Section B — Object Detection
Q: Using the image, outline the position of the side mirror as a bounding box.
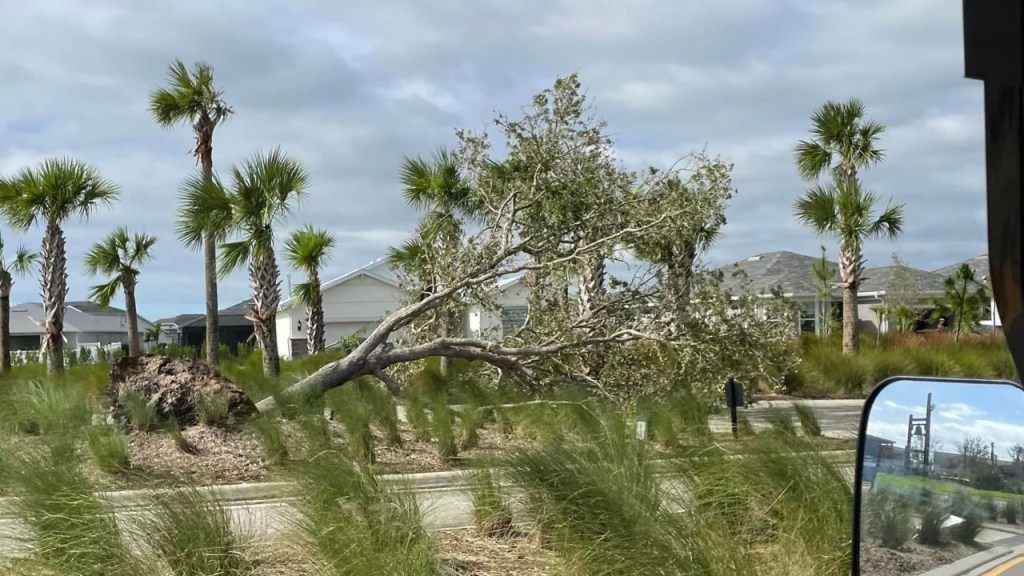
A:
[854,376,1024,575]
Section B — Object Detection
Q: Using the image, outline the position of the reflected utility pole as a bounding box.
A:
[904,393,934,476]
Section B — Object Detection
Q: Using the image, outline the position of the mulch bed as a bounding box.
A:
[860,540,987,576]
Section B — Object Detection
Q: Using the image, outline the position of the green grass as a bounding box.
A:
[790,332,1018,398]
[876,472,1024,503]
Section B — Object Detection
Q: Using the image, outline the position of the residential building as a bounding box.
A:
[155,299,256,352]
[8,300,155,352]
[931,255,999,329]
[716,251,946,335]
[276,259,530,360]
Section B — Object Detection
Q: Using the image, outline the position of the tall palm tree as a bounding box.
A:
[794,181,903,355]
[388,148,475,378]
[181,148,308,377]
[150,58,233,366]
[83,227,158,357]
[0,235,38,374]
[284,225,336,355]
[794,99,900,356]
[794,99,885,185]
[0,158,119,374]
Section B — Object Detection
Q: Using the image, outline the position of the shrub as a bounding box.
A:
[953,507,984,544]
[794,403,821,437]
[916,503,946,546]
[121,391,158,432]
[458,401,485,451]
[8,380,92,435]
[250,415,288,465]
[85,425,132,473]
[140,486,256,576]
[950,491,974,517]
[864,489,913,549]
[165,421,197,455]
[469,469,515,538]
[431,393,459,460]
[196,392,230,427]
[765,409,796,436]
[1006,500,1019,524]
[984,496,999,520]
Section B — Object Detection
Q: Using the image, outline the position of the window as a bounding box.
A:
[799,301,816,333]
[500,306,528,336]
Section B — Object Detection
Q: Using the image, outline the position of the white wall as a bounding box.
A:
[469,280,530,339]
[278,273,407,359]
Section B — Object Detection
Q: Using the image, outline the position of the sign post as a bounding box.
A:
[725,377,745,439]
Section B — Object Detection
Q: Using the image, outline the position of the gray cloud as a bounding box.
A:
[0,0,989,319]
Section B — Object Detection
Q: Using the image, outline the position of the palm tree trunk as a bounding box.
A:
[200,130,220,366]
[123,276,141,357]
[250,251,282,377]
[0,273,11,375]
[307,274,325,354]
[839,246,862,356]
[40,221,67,374]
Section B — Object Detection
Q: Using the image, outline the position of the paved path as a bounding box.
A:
[0,463,856,558]
[708,399,864,439]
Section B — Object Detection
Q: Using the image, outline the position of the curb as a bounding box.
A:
[0,450,857,512]
[919,546,1014,576]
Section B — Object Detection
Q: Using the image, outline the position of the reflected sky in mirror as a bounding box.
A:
[867,379,1024,464]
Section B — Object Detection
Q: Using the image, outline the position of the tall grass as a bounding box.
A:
[792,332,1017,398]
[503,407,851,575]
[137,486,257,575]
[287,449,441,575]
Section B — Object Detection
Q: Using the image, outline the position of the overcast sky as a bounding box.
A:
[866,379,1024,463]
[0,0,985,320]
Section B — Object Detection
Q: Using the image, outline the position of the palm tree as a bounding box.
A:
[150,59,233,366]
[284,225,336,355]
[0,158,119,374]
[388,148,475,378]
[795,181,903,355]
[181,148,308,377]
[794,99,902,355]
[83,227,158,357]
[794,99,885,185]
[0,235,38,374]
[931,263,989,342]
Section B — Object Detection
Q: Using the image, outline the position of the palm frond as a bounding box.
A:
[88,277,123,308]
[129,232,158,267]
[284,225,336,271]
[148,59,234,128]
[291,281,319,307]
[793,185,839,234]
[793,140,832,181]
[866,202,904,241]
[217,241,251,280]
[11,245,39,276]
[176,171,232,251]
[84,227,128,276]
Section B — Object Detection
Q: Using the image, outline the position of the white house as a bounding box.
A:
[932,255,1001,330]
[9,300,155,352]
[463,275,530,339]
[277,259,531,360]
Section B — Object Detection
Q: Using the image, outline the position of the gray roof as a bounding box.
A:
[933,254,990,282]
[156,314,205,329]
[859,266,946,294]
[716,251,839,297]
[9,301,154,335]
[157,300,256,330]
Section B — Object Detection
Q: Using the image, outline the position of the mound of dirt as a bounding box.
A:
[107,355,257,427]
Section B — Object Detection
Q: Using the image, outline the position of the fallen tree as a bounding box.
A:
[255,74,797,412]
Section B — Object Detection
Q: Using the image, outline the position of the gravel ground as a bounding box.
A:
[860,540,987,576]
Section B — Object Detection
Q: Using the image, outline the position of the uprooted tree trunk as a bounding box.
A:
[252,229,663,414]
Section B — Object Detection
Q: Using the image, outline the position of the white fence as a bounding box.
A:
[11,342,125,365]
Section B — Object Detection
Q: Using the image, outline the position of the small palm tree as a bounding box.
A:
[389,149,475,378]
[931,263,989,342]
[0,158,119,374]
[795,181,903,355]
[284,226,336,356]
[144,324,162,351]
[181,148,308,377]
[0,235,38,374]
[84,227,158,357]
[150,58,233,366]
[794,99,902,355]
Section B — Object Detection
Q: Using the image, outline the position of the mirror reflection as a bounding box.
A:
[859,378,1024,575]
